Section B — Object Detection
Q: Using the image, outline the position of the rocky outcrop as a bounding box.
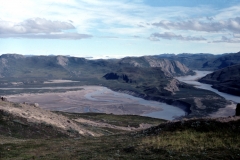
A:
[199,64,240,96]
[118,56,194,77]
[155,53,219,70]
[145,57,192,77]
[0,101,99,137]
[164,79,180,94]
[57,56,69,66]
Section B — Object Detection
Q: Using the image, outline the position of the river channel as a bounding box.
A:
[175,70,240,103]
[4,86,185,121]
[4,71,239,120]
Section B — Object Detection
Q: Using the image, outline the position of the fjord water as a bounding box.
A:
[176,70,240,103]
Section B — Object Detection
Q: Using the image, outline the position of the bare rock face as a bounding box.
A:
[57,56,69,66]
[236,104,240,116]
[33,103,39,107]
[144,57,191,77]
[118,56,194,77]
[164,79,180,94]
[0,58,8,78]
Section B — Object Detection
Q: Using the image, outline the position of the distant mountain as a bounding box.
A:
[0,54,193,79]
[202,52,240,70]
[154,52,240,71]
[0,53,193,97]
[154,53,219,70]
[0,54,230,118]
[118,56,194,77]
[199,64,240,96]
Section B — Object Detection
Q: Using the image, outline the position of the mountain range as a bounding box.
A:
[0,52,240,159]
[0,53,236,118]
[155,52,240,71]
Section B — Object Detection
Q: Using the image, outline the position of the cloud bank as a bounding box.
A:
[0,18,92,39]
[149,32,206,41]
[152,17,240,33]
[0,0,240,44]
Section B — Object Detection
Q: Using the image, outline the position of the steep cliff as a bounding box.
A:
[118,56,194,77]
[155,53,218,70]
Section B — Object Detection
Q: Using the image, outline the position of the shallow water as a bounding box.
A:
[84,87,185,120]
[176,70,240,103]
[3,86,185,120]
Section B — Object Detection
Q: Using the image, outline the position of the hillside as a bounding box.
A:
[199,64,240,96]
[155,52,240,71]
[118,56,194,77]
[0,54,231,118]
[0,100,165,138]
[202,52,240,70]
[0,54,193,79]
[155,53,218,70]
[0,101,239,159]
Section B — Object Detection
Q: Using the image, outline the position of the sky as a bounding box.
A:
[0,0,240,59]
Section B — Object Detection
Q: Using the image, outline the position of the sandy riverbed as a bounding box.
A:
[5,86,163,116]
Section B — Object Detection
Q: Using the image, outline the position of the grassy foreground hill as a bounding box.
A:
[0,101,240,159]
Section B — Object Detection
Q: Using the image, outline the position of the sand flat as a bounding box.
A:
[5,86,163,115]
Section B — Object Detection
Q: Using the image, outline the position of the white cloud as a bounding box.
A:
[0,32,92,39]
[0,1,216,34]
[216,5,240,20]
[212,36,240,43]
[0,18,92,39]
[149,32,206,41]
[152,17,240,33]
[234,33,240,38]
[0,18,74,34]
[0,0,240,43]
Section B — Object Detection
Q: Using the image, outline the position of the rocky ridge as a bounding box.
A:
[0,54,193,79]
[118,56,194,77]
[154,52,240,71]
[199,64,240,96]
[0,101,98,137]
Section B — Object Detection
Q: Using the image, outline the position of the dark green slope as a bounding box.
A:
[199,64,240,96]
[155,52,240,71]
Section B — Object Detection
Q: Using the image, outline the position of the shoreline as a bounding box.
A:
[4,77,234,120]
[5,86,185,120]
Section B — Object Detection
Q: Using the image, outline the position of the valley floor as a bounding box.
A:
[5,86,184,120]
